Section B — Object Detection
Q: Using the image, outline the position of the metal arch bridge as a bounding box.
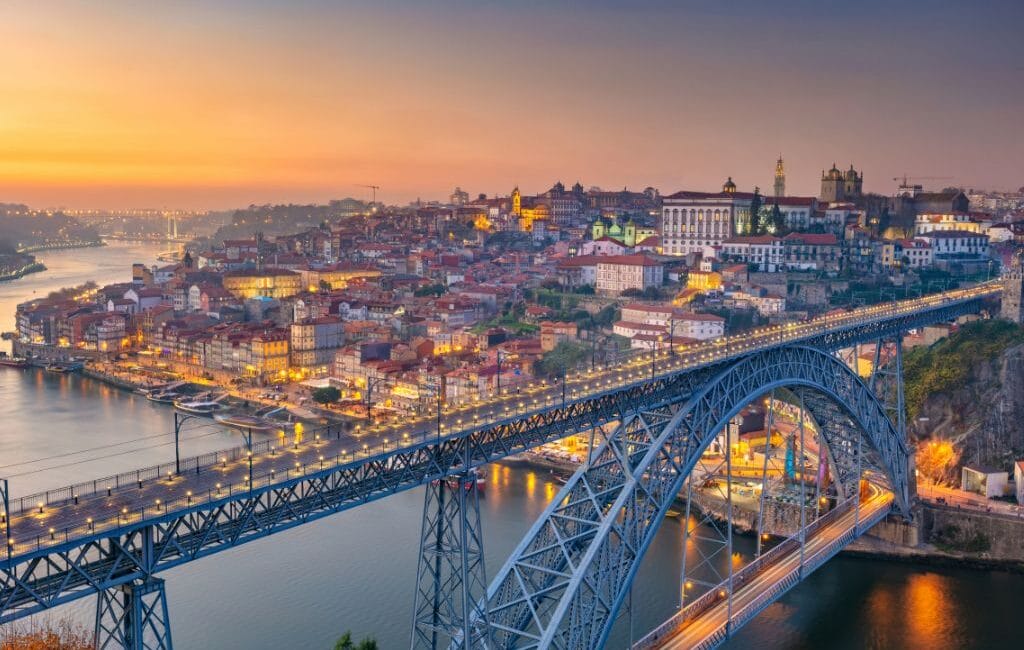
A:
[0,283,1001,649]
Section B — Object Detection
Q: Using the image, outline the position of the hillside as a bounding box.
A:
[905,319,1024,470]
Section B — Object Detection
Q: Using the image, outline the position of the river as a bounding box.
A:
[0,243,1021,649]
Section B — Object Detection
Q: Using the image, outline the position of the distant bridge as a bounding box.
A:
[0,282,1002,649]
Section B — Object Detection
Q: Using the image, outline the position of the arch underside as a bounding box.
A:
[481,345,908,650]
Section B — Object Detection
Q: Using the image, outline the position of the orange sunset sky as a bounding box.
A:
[1,1,1022,210]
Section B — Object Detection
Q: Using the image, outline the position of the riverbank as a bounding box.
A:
[0,261,46,282]
[16,240,104,254]
[842,536,1024,573]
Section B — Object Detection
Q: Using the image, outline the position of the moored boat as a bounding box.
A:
[147,391,180,404]
[213,413,281,433]
[445,467,487,493]
[174,397,228,417]
[0,356,28,369]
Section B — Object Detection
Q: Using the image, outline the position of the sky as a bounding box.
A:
[0,0,1022,210]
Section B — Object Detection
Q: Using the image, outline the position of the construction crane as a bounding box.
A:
[356,184,381,204]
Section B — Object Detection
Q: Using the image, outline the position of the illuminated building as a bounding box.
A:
[222,268,302,300]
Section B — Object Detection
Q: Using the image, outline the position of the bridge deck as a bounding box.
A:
[1,285,995,562]
[637,489,894,650]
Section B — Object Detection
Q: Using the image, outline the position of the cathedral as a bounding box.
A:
[820,164,863,202]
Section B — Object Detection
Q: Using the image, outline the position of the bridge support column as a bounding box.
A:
[411,472,490,649]
[870,336,911,506]
[95,577,172,650]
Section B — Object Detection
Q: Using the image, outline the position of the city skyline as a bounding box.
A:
[1,0,1022,210]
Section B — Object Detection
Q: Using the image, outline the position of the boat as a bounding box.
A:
[552,473,571,486]
[174,395,228,417]
[213,413,281,433]
[0,356,28,369]
[666,509,681,519]
[445,467,487,493]
[147,391,180,404]
[45,361,83,373]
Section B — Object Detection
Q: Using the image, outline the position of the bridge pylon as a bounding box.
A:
[411,471,490,649]
[95,577,172,650]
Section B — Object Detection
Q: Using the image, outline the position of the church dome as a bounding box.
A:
[826,165,843,181]
[722,177,737,193]
[845,166,859,180]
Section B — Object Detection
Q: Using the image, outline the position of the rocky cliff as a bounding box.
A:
[906,319,1024,470]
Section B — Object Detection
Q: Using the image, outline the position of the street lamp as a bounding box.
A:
[173,412,206,475]
[496,350,507,396]
[364,376,389,423]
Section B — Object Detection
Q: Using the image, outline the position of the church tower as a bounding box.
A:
[1001,253,1024,324]
[774,156,786,198]
[624,218,637,247]
[511,186,522,216]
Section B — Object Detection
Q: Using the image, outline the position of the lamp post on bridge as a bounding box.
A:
[495,350,507,396]
[364,376,389,423]
[173,412,206,475]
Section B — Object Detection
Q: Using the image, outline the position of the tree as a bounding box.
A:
[311,386,342,405]
[769,202,786,234]
[748,187,763,234]
[535,341,589,378]
[0,620,92,650]
[334,632,378,650]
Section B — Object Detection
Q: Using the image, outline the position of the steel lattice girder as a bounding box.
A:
[0,295,979,625]
[411,474,490,650]
[482,346,909,650]
[95,577,172,650]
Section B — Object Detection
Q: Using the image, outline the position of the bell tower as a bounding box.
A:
[774,156,785,198]
[511,186,522,216]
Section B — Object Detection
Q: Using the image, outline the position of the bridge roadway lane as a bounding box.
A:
[652,488,893,650]
[3,283,995,556]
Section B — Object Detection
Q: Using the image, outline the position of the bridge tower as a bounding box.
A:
[411,472,490,649]
[95,577,172,650]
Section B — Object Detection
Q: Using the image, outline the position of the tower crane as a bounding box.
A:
[356,184,381,204]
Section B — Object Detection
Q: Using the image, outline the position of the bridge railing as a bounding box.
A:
[6,438,380,555]
[3,427,344,517]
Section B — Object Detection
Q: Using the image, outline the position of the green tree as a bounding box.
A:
[769,202,786,234]
[356,640,379,650]
[748,187,763,234]
[535,341,588,378]
[312,386,342,405]
[334,632,355,650]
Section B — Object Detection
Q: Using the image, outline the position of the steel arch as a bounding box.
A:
[483,345,909,650]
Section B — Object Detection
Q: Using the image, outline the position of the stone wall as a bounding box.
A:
[920,503,1024,560]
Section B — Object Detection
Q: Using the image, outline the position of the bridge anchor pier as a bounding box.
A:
[95,577,172,650]
[411,471,490,649]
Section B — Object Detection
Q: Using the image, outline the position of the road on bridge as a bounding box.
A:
[649,487,893,650]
